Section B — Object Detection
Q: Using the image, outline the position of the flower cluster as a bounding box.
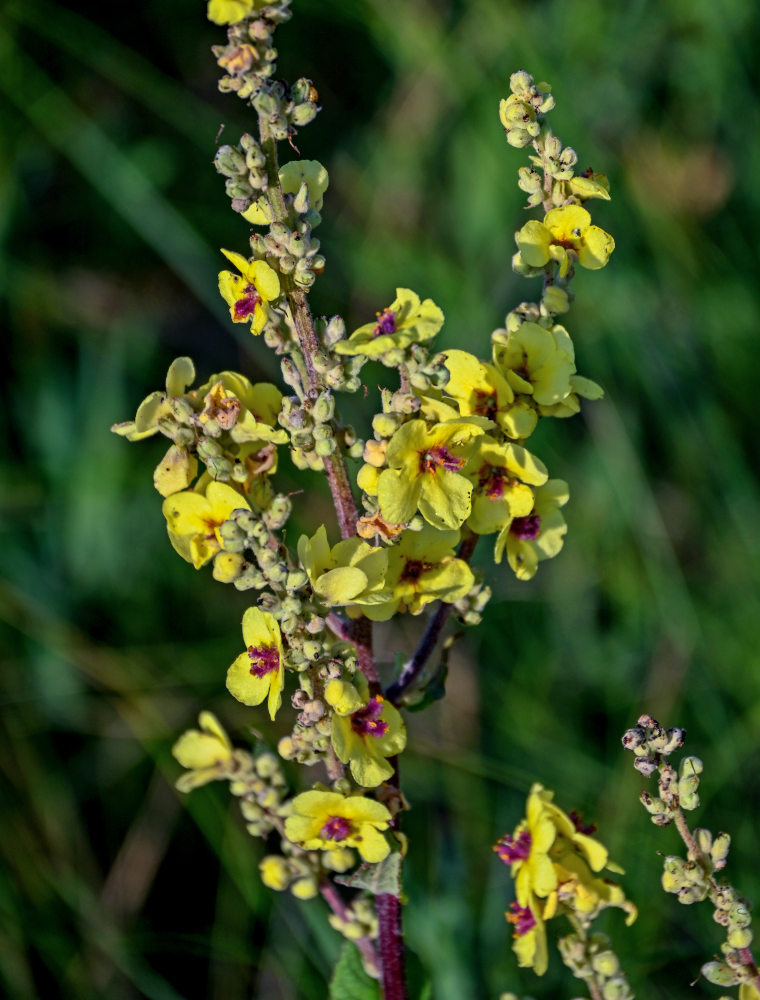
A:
[494,784,635,979]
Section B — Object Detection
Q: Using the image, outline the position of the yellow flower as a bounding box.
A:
[172,711,234,792]
[196,370,287,445]
[515,205,614,277]
[259,855,291,891]
[508,894,554,976]
[495,786,560,906]
[441,350,534,440]
[297,525,388,610]
[333,288,444,363]
[207,0,254,26]
[284,790,392,863]
[111,356,196,442]
[495,784,636,935]
[376,419,483,530]
[226,607,285,720]
[465,438,548,536]
[330,674,406,787]
[361,525,474,621]
[492,321,576,408]
[153,444,198,498]
[162,480,250,569]
[494,480,569,580]
[218,249,280,335]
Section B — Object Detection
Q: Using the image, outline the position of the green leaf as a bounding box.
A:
[329,943,381,1000]
[335,852,402,897]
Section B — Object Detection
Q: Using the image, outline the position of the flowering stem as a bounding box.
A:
[320,880,379,975]
[386,532,478,705]
[376,893,408,1000]
[565,915,604,1000]
[671,803,760,993]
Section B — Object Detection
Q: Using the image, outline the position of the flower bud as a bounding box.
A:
[312,392,335,424]
[509,70,533,94]
[711,832,731,871]
[253,753,279,780]
[240,800,263,822]
[701,961,743,987]
[621,726,646,750]
[290,876,318,900]
[633,756,657,777]
[214,144,247,177]
[260,855,291,891]
[727,926,753,949]
[592,951,619,977]
[728,901,752,928]
[602,978,631,1000]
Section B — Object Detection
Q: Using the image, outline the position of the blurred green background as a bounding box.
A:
[2,0,760,997]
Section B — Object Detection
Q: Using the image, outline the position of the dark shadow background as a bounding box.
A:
[2,0,760,997]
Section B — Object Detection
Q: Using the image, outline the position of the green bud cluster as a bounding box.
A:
[228,749,290,838]
[260,829,356,901]
[214,133,268,213]
[453,572,492,626]
[278,649,360,767]
[328,896,379,942]
[213,3,292,98]
[558,932,633,1000]
[499,71,555,149]
[250,218,325,289]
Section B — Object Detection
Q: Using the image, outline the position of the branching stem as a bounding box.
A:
[321,881,379,975]
[386,532,477,705]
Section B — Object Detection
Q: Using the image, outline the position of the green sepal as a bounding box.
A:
[336,852,402,897]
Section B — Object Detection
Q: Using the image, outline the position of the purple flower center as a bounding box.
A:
[506,902,536,937]
[473,388,498,420]
[420,445,465,474]
[320,815,353,841]
[400,558,433,584]
[479,465,510,500]
[351,697,390,739]
[510,513,541,540]
[234,284,261,320]
[373,308,397,337]
[247,644,280,678]
[494,830,532,864]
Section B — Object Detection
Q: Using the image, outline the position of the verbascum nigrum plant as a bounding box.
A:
[113,3,619,995]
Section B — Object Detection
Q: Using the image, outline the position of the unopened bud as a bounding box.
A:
[633,756,657,777]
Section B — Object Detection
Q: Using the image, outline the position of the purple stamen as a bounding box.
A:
[506,902,536,937]
[494,830,532,864]
[351,697,389,739]
[234,284,261,319]
[373,308,397,337]
[420,445,465,474]
[479,465,508,500]
[247,644,280,678]
[320,815,353,841]
[510,513,541,540]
